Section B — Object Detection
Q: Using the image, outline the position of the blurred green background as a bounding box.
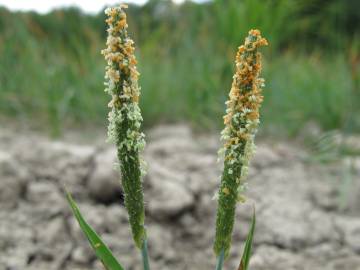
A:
[0,0,359,136]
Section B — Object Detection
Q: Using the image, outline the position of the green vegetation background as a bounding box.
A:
[0,0,359,136]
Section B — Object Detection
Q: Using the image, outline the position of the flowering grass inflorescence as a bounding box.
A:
[69,7,267,269]
[101,4,147,250]
[214,29,268,259]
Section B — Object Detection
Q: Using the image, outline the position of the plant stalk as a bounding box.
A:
[215,249,225,270]
[141,238,150,270]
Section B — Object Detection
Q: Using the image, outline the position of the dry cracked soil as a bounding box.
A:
[0,124,360,270]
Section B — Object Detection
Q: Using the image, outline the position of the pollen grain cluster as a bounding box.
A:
[101,5,144,152]
[221,29,268,173]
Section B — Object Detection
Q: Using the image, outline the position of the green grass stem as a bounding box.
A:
[215,249,225,270]
[141,238,151,270]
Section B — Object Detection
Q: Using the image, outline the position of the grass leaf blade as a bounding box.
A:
[238,209,256,270]
[66,192,125,270]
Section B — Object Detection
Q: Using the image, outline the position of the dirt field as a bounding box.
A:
[1,125,359,270]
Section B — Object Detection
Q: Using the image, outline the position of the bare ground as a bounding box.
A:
[0,125,360,270]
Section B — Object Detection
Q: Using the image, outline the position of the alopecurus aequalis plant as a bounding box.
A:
[214,29,268,259]
[101,4,147,250]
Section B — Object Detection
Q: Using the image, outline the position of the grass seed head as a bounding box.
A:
[102,5,146,249]
[214,29,267,258]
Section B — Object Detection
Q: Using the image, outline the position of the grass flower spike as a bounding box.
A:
[101,5,147,250]
[70,12,266,270]
[214,29,268,259]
